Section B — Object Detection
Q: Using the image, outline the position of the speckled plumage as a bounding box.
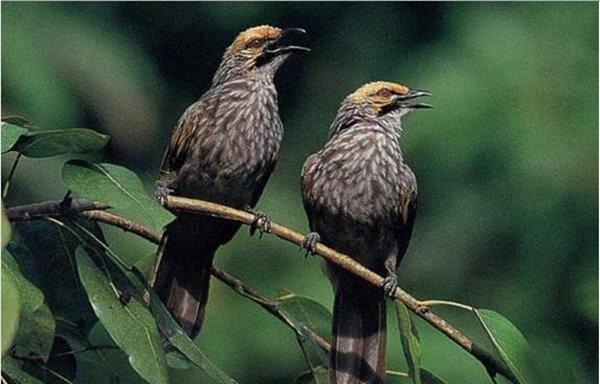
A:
[301,82,427,384]
[151,25,306,338]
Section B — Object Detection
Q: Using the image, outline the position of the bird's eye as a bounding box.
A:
[376,89,392,98]
[247,38,265,49]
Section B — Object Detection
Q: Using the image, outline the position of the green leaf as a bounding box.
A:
[395,302,422,384]
[276,291,332,341]
[295,366,329,384]
[165,350,192,370]
[386,368,447,384]
[1,356,45,384]
[11,221,98,334]
[474,309,534,384]
[62,160,174,234]
[12,128,109,158]
[276,291,332,370]
[2,250,56,361]
[148,289,238,384]
[2,203,11,248]
[1,122,28,153]
[76,247,168,384]
[1,266,21,356]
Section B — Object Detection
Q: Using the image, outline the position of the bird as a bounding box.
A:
[300,81,431,383]
[149,25,309,338]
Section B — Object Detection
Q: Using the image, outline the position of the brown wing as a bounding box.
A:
[300,153,321,228]
[396,165,418,261]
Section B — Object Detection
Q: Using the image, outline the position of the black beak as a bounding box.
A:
[395,90,432,109]
[265,27,311,56]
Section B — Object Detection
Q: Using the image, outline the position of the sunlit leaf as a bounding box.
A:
[2,249,56,361]
[62,160,173,233]
[395,301,422,384]
[148,289,238,384]
[475,309,534,384]
[1,121,28,153]
[76,247,168,384]
[12,128,109,158]
[1,266,20,356]
[1,203,11,248]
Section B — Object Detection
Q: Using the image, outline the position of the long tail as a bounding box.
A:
[331,275,386,384]
[150,220,217,338]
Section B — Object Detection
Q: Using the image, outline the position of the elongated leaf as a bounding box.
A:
[62,160,173,233]
[12,128,109,157]
[276,291,332,370]
[1,356,45,384]
[296,366,329,384]
[148,289,238,384]
[1,203,10,248]
[386,369,447,384]
[395,302,422,384]
[76,248,168,384]
[1,267,20,356]
[11,221,97,333]
[1,122,28,153]
[474,309,534,384]
[277,291,332,341]
[3,250,56,361]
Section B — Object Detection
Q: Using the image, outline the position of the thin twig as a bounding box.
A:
[5,198,109,220]
[6,196,515,382]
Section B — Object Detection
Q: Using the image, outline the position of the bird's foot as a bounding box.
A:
[246,206,271,238]
[299,232,320,257]
[155,180,174,205]
[381,273,399,298]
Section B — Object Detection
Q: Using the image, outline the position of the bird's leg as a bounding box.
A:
[299,232,320,258]
[155,180,174,205]
[244,205,271,238]
[382,256,399,298]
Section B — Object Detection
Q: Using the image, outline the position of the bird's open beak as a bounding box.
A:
[394,90,432,109]
[265,28,311,56]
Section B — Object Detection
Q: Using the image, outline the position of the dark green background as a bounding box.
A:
[2,2,598,383]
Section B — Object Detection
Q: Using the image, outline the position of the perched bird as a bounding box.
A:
[301,82,431,383]
[150,25,309,338]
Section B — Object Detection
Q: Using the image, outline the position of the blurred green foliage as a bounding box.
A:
[1,2,597,383]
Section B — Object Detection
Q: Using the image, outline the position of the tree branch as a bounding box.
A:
[6,196,515,382]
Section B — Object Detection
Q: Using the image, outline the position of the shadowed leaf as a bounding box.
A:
[1,266,20,357]
[2,249,55,361]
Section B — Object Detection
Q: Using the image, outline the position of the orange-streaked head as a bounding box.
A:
[350,81,431,115]
[329,81,431,137]
[222,25,309,70]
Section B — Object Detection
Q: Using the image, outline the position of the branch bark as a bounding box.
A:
[6,196,515,383]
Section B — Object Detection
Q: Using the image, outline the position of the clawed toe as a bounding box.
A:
[382,275,399,298]
[299,232,320,257]
[415,304,430,315]
[248,209,272,238]
[155,181,174,205]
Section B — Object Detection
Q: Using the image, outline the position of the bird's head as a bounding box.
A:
[330,81,431,137]
[350,81,431,117]
[214,25,309,84]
